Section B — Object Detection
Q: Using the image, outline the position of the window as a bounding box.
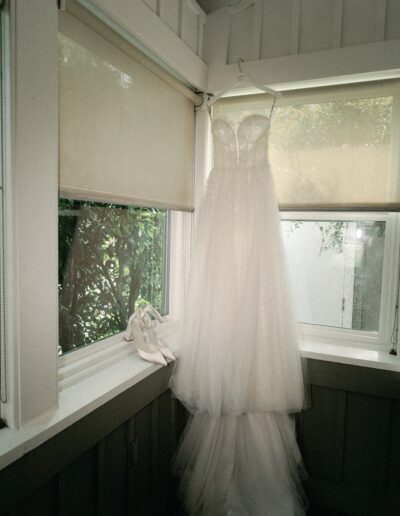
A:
[215,81,400,350]
[282,217,386,331]
[281,212,399,348]
[57,8,195,359]
[58,199,170,355]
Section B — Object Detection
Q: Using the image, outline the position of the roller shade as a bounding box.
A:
[59,10,195,211]
[214,82,400,211]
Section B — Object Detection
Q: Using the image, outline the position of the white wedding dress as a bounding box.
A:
[170,114,308,515]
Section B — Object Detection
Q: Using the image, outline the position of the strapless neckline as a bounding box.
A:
[213,114,270,139]
[212,114,271,168]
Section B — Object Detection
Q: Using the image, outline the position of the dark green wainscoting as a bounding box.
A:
[299,360,400,516]
[0,359,399,516]
[0,365,187,516]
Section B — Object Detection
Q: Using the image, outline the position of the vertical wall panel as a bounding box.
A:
[374,0,387,41]
[260,0,292,59]
[129,405,153,510]
[385,0,400,40]
[104,426,127,516]
[228,3,256,64]
[181,2,200,53]
[159,0,180,33]
[388,400,400,496]
[341,0,377,47]
[157,391,175,482]
[289,0,300,54]
[203,6,230,65]
[342,392,391,492]
[5,477,58,516]
[58,448,97,516]
[96,441,108,516]
[301,386,339,481]
[142,0,158,13]
[332,0,344,48]
[299,0,335,53]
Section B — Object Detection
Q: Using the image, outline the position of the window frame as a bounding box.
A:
[270,81,400,352]
[58,209,192,390]
[0,0,194,429]
[281,211,400,351]
[215,80,400,354]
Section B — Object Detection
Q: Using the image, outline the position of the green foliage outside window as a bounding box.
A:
[58,199,168,354]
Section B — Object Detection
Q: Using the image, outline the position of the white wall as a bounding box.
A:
[204,0,400,92]
[143,0,206,58]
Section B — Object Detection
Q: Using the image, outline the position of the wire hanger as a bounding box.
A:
[197,58,282,112]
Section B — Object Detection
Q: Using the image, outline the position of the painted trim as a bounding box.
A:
[208,39,400,93]
[74,0,208,90]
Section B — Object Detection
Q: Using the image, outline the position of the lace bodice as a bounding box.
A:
[212,114,270,169]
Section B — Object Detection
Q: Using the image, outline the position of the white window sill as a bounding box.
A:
[300,340,400,373]
[1,320,399,472]
[0,320,180,472]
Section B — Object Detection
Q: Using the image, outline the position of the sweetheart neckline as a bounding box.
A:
[213,114,270,132]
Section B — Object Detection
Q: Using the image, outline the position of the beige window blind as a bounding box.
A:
[59,9,195,211]
[214,82,400,211]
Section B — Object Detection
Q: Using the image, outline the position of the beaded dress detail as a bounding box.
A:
[170,115,307,515]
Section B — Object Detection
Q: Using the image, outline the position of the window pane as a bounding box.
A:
[58,199,169,355]
[281,219,385,331]
[269,96,393,205]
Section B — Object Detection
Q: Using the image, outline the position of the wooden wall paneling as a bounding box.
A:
[252,0,262,61]
[96,440,108,516]
[4,477,59,516]
[198,13,205,60]
[298,0,336,54]
[385,401,400,515]
[289,0,300,55]
[307,360,400,400]
[176,396,189,438]
[333,390,346,483]
[58,448,98,516]
[385,0,400,41]
[203,7,230,65]
[104,425,128,516]
[375,0,387,42]
[306,476,387,516]
[386,400,400,499]
[341,0,377,47]
[159,0,180,33]
[260,0,292,59]
[156,391,175,483]
[301,385,339,481]
[227,1,257,64]
[125,416,136,514]
[150,398,160,494]
[332,0,343,48]
[0,365,169,515]
[181,1,200,54]
[342,392,392,493]
[128,404,153,512]
[143,0,158,14]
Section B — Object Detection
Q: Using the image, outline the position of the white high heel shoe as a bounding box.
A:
[125,312,167,367]
[141,304,176,362]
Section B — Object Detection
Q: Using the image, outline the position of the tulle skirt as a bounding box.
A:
[170,162,306,416]
[174,412,308,516]
[169,158,308,515]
